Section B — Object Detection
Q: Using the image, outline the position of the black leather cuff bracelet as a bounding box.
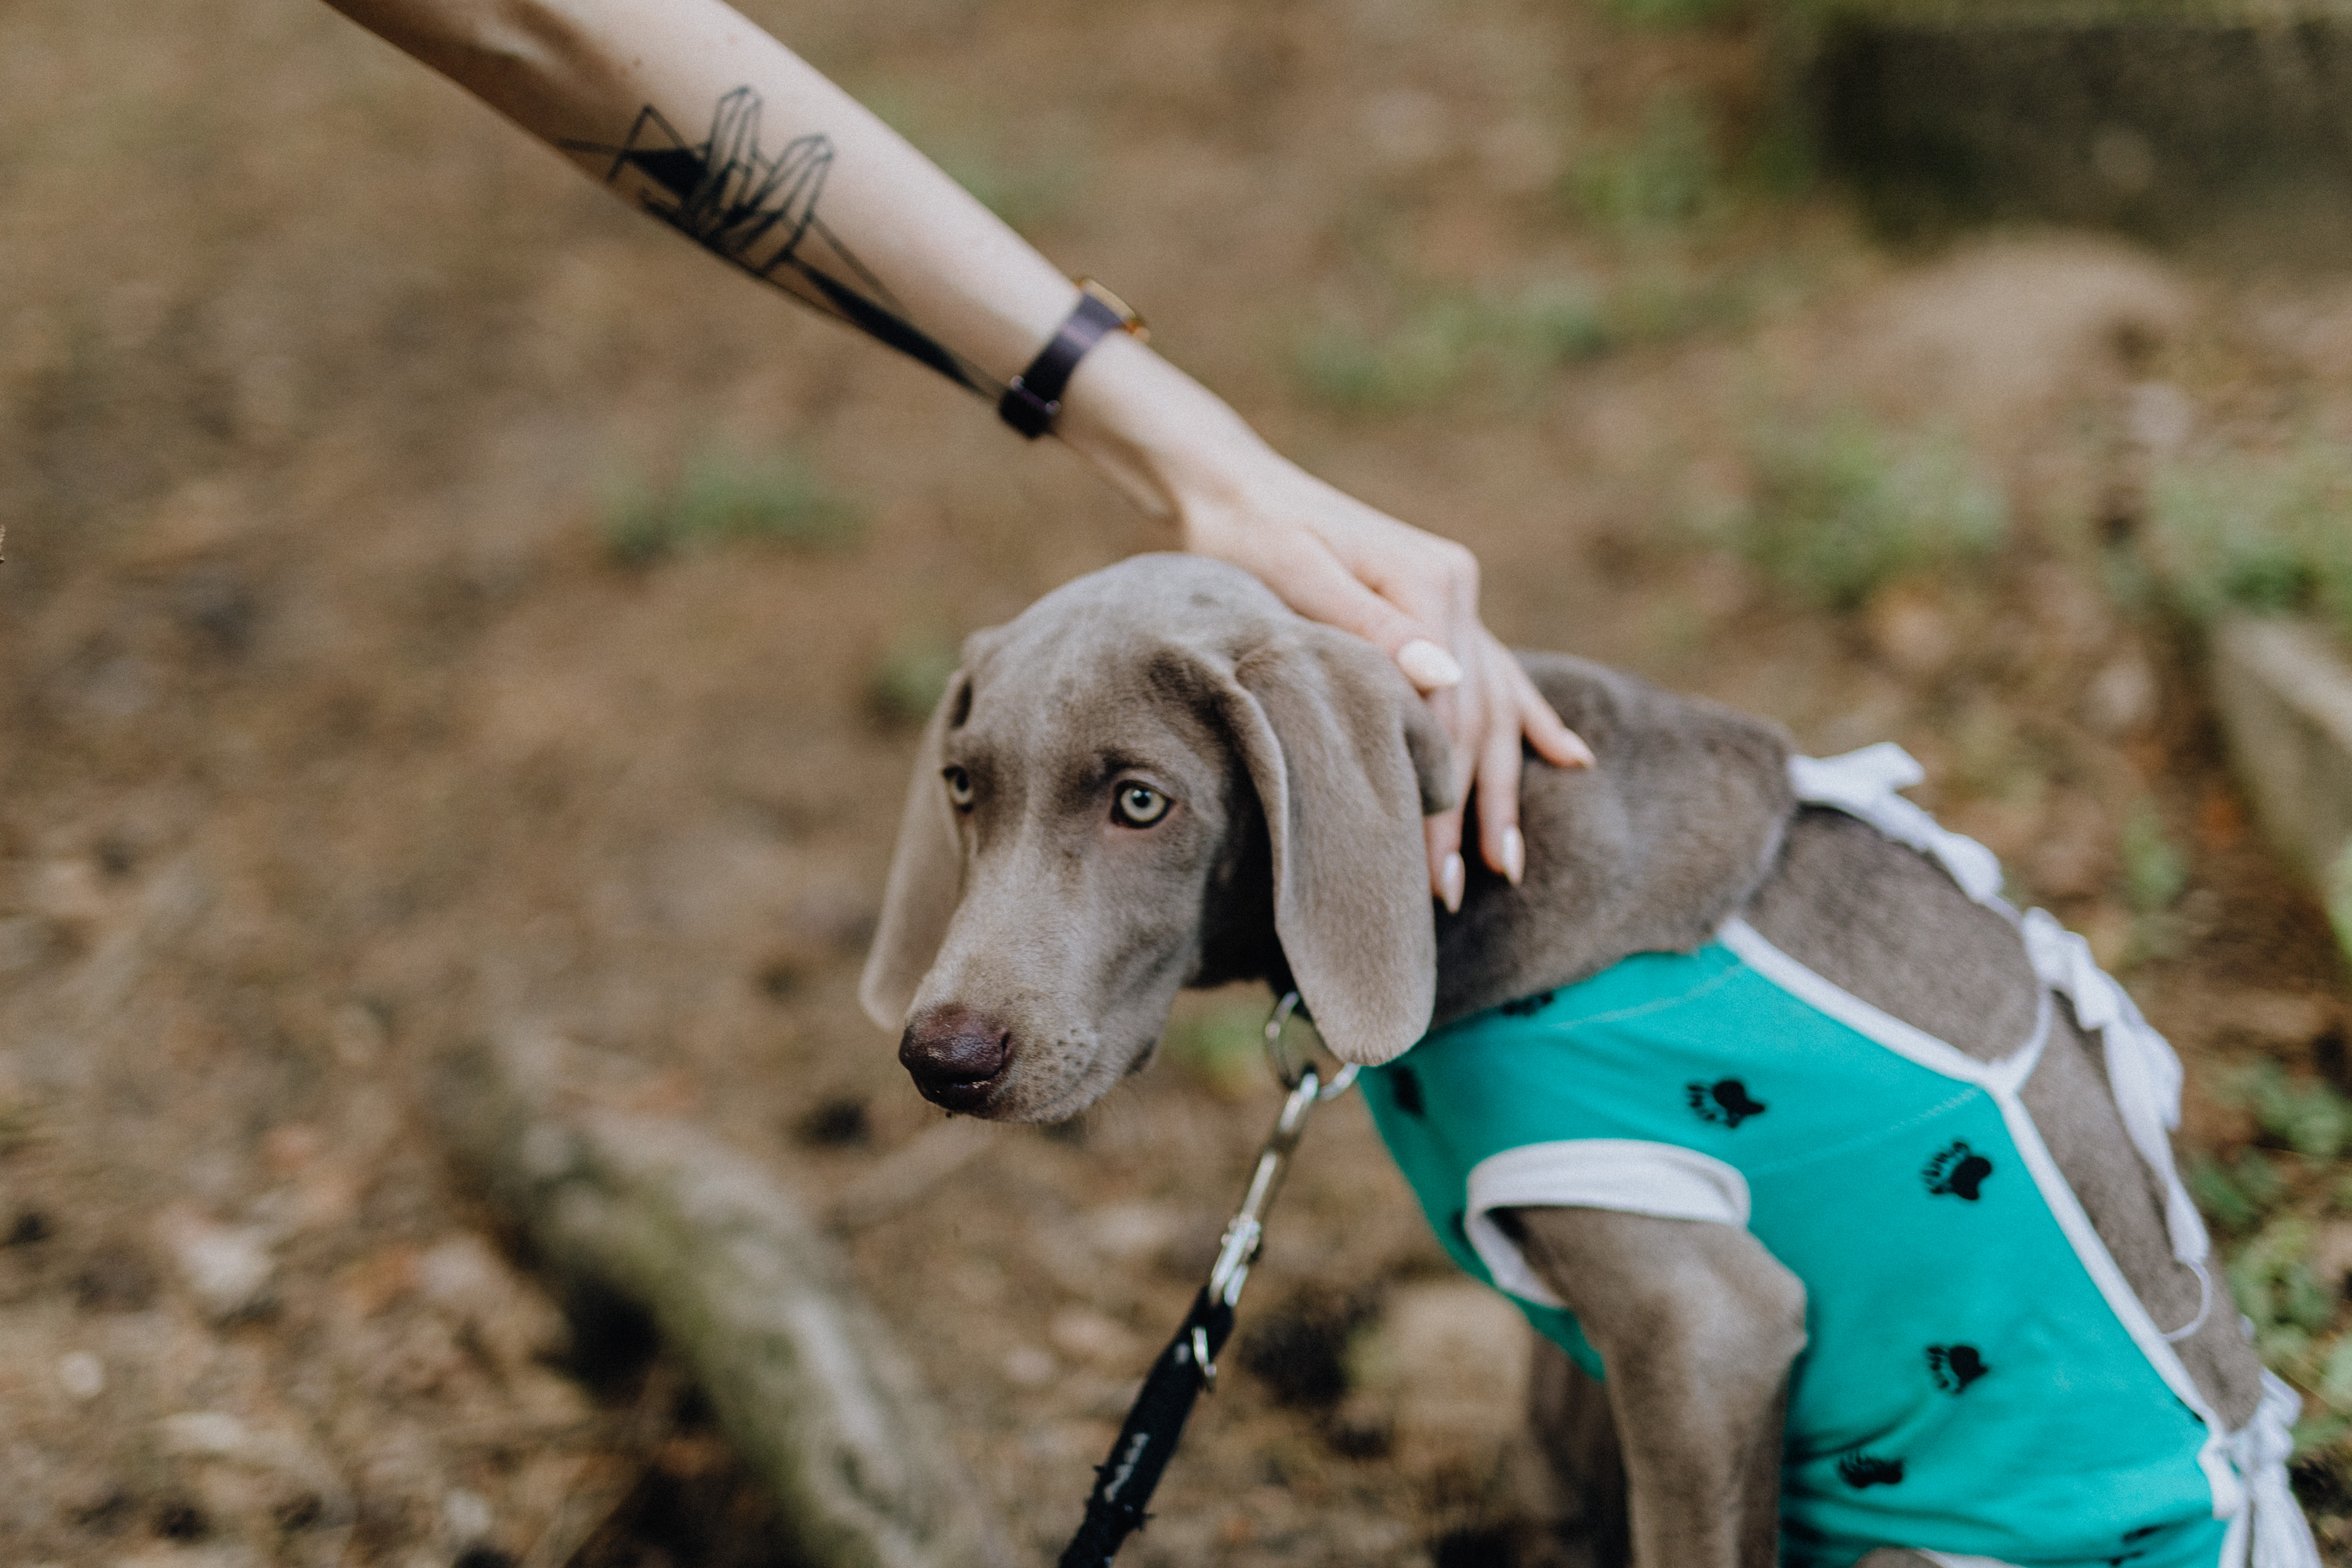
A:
[999,281,1146,439]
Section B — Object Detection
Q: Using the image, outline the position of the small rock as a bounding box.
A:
[414,1233,566,1367]
[1083,1201,1182,1261]
[1864,583,1959,681]
[159,1411,252,1458]
[328,1003,386,1067]
[31,858,110,927]
[2127,381,2194,455]
[443,1487,495,1548]
[2084,653,2158,736]
[155,1206,276,1321]
[57,1350,105,1401]
[259,1124,322,1178]
[1049,1307,1138,1366]
[1002,1345,1058,1390]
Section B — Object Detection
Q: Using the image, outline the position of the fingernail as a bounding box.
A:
[1397,639,1464,692]
[1561,730,1596,768]
[1501,827,1525,886]
[1440,852,1465,913]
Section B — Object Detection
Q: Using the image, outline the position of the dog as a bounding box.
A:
[858,554,2316,1568]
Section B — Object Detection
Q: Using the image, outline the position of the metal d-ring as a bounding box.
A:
[1262,990,1359,1101]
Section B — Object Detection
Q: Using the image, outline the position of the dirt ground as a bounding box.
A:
[7,0,2352,1563]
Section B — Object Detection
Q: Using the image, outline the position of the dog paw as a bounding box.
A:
[1836,1451,1905,1489]
[1926,1343,1990,1393]
[1685,1077,1767,1129]
[1921,1139,1993,1200]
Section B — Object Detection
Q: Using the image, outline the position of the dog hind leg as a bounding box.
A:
[1511,1336,1630,1568]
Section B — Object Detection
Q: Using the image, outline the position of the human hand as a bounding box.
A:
[1054,336,1591,906]
[1172,447,1594,910]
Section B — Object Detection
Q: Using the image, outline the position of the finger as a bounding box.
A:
[1435,678,1478,825]
[1509,669,1595,770]
[1474,708,1527,883]
[1396,638,1464,691]
[1523,699,1594,769]
[1426,811,1465,913]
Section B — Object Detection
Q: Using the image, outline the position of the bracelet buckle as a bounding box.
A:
[998,278,1146,440]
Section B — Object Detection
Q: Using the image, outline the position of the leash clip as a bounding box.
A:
[1190,1325,1217,1392]
[1262,990,1360,1101]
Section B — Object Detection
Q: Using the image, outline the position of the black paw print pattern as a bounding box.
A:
[1390,1066,1423,1117]
[1686,1078,1767,1128]
[1836,1452,1905,1489]
[1923,1140,1994,1200]
[1498,990,1556,1018]
[2107,1525,2164,1566]
[1927,1344,1990,1393]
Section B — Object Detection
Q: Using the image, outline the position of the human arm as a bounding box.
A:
[320,0,1590,898]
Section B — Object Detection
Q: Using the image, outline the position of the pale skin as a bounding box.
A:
[320,0,1593,904]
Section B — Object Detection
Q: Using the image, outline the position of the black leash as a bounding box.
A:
[1058,994,1357,1568]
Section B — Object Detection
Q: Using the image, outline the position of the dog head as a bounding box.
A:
[858,555,1451,1121]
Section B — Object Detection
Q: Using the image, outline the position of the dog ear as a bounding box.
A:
[859,670,968,1030]
[1222,626,1444,1066]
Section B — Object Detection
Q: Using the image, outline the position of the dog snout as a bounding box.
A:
[898,1006,1013,1112]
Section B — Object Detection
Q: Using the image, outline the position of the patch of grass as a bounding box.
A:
[2331,844,2352,969]
[1596,0,1743,24]
[1157,999,1270,1100]
[2188,1148,2284,1233]
[1568,95,1720,233]
[2145,439,2352,641]
[2121,802,2190,916]
[2230,1214,2337,1370]
[1295,297,1492,412]
[1293,274,1737,412]
[867,629,959,726]
[2233,1061,2352,1163]
[2197,1066,2352,1462]
[601,446,862,566]
[1723,416,2006,610]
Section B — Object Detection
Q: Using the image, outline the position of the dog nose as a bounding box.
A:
[898,1007,1012,1112]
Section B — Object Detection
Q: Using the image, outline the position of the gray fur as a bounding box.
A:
[1506,1208,1800,1568]
[1432,656,1794,1027]
[1742,807,2040,1063]
[1512,1339,1628,1568]
[862,554,2277,1563]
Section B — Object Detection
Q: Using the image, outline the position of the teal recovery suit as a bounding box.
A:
[1363,745,2314,1568]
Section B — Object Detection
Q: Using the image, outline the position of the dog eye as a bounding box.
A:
[1111,783,1169,828]
[942,767,974,811]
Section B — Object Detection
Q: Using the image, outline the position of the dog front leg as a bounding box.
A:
[1503,1207,1805,1568]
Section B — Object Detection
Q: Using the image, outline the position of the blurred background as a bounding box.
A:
[5,0,2352,1562]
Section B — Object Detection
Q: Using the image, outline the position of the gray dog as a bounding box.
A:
[859,554,2315,1568]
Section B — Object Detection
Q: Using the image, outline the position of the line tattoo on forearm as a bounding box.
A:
[565,88,993,395]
